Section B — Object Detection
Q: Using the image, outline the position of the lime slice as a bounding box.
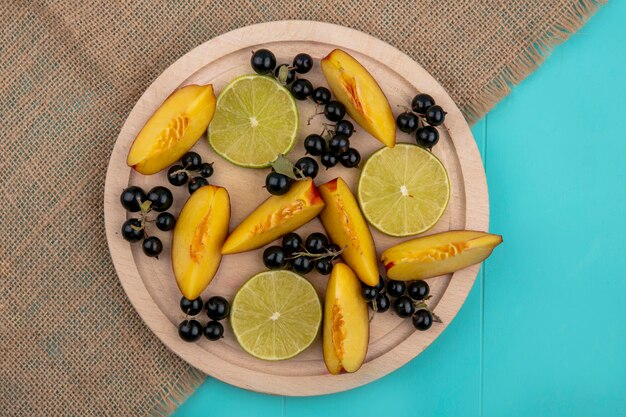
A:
[208,75,299,168]
[357,143,450,237]
[230,270,321,361]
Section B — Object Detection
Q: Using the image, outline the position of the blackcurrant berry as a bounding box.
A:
[181,152,202,170]
[198,162,214,178]
[167,165,188,186]
[386,280,406,298]
[362,285,379,302]
[305,232,329,254]
[320,152,338,169]
[311,87,331,105]
[205,296,230,321]
[411,93,435,114]
[412,309,433,331]
[251,49,276,75]
[204,321,225,341]
[188,176,209,194]
[292,53,313,73]
[147,186,173,212]
[142,236,162,257]
[155,212,176,231]
[294,157,319,179]
[425,105,446,126]
[396,112,419,133]
[335,120,354,137]
[282,233,303,255]
[371,293,390,313]
[328,135,350,154]
[415,126,439,148]
[274,64,295,84]
[292,256,314,274]
[315,258,333,275]
[178,319,202,342]
[393,295,415,318]
[324,101,346,122]
[407,280,430,301]
[304,134,326,156]
[327,243,342,257]
[265,172,292,195]
[120,186,146,212]
[291,79,313,100]
[121,218,143,242]
[339,148,361,168]
[263,246,288,269]
[180,296,203,316]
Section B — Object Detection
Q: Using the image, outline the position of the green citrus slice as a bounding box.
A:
[357,143,450,237]
[208,75,299,167]
[230,270,321,361]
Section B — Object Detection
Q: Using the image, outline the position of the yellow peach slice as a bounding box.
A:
[321,49,395,147]
[172,185,230,299]
[382,230,503,280]
[221,178,324,254]
[127,84,216,175]
[318,178,379,287]
[323,263,369,375]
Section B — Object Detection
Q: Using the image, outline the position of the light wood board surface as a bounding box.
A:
[103,21,488,396]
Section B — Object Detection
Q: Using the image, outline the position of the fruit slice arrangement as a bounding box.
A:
[118,46,502,374]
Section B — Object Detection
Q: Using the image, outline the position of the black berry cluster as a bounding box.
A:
[262,232,343,276]
[250,49,313,86]
[396,93,447,149]
[362,276,437,331]
[120,186,175,258]
[167,151,214,194]
[264,155,319,196]
[178,295,231,342]
[304,121,360,170]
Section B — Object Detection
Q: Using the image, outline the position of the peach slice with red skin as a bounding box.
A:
[318,178,379,287]
[323,263,369,375]
[321,49,395,147]
[381,230,503,280]
[221,178,325,254]
[172,185,230,299]
[127,84,216,175]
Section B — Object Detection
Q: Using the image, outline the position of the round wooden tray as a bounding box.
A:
[104,21,488,396]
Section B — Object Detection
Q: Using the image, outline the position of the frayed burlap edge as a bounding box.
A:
[147,367,205,416]
[463,0,606,124]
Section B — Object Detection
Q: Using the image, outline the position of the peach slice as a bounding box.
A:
[221,178,324,254]
[172,185,230,299]
[321,49,395,147]
[381,230,503,280]
[323,263,369,375]
[127,84,216,175]
[318,178,379,287]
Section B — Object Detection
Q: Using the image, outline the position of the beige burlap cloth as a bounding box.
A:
[0,1,603,415]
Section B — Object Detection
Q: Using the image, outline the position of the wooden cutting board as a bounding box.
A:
[103,21,488,396]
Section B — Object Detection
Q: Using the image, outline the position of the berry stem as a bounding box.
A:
[287,245,345,261]
[307,110,324,126]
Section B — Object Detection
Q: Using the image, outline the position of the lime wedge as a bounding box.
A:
[357,143,450,237]
[208,75,299,168]
[230,270,321,361]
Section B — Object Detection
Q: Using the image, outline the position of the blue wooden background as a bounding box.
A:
[174,2,626,415]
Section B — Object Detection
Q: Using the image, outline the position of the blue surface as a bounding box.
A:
[174,2,626,416]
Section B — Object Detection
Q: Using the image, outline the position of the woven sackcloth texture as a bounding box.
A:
[0,1,603,415]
